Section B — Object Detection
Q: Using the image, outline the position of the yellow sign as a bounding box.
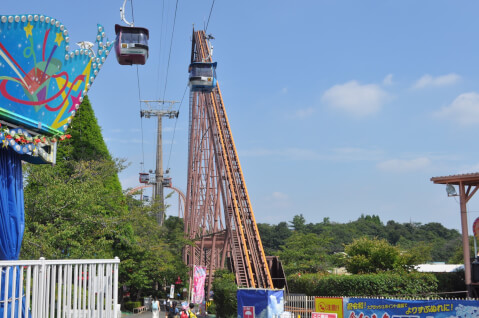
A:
[315,297,343,318]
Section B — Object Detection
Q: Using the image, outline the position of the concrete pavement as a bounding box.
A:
[121,309,165,318]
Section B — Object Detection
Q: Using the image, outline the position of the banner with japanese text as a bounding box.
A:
[339,297,479,318]
[193,266,207,304]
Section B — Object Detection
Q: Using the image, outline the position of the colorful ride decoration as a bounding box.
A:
[0,14,113,163]
[0,13,113,318]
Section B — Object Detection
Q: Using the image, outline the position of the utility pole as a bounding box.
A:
[140,100,179,225]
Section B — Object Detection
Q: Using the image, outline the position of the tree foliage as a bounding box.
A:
[344,237,430,274]
[21,96,190,302]
[212,269,237,318]
[258,214,462,275]
[278,232,331,275]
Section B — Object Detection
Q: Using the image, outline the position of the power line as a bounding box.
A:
[166,85,188,171]
[136,65,145,171]
[205,0,216,32]
[130,0,146,170]
[161,0,180,102]
[155,0,166,99]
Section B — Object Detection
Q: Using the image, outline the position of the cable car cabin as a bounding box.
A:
[188,62,217,92]
[114,24,149,65]
[139,173,150,184]
[162,178,172,187]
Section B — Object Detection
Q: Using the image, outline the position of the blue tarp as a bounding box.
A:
[0,148,24,260]
[0,148,26,317]
[237,289,284,318]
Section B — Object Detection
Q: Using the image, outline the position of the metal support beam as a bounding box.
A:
[140,100,178,226]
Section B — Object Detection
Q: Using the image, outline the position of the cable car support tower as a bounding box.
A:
[140,100,179,225]
[185,29,273,292]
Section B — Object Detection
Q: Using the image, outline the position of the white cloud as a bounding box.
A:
[383,74,393,85]
[321,80,389,117]
[332,147,384,161]
[413,73,460,89]
[292,107,314,119]
[435,92,479,125]
[377,157,431,172]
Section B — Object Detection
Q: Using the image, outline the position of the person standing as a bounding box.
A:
[187,303,197,318]
[152,297,160,318]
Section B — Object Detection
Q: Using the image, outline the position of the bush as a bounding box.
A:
[207,301,216,314]
[212,269,237,318]
[433,271,465,294]
[288,272,438,297]
[124,301,142,312]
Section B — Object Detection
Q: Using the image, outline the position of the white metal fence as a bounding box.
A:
[284,295,315,318]
[0,257,120,318]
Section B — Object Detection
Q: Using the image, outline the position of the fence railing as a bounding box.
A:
[0,257,120,318]
[284,295,315,318]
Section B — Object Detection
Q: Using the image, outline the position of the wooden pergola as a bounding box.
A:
[431,173,479,297]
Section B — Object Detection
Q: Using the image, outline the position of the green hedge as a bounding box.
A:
[288,272,438,297]
[433,271,465,294]
[124,301,142,312]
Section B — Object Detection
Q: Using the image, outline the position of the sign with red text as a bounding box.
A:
[243,306,255,318]
[312,313,337,318]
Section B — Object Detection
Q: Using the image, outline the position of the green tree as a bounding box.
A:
[22,96,128,259]
[21,96,191,303]
[22,159,125,259]
[344,237,426,274]
[278,232,331,275]
[290,214,306,232]
[212,269,237,318]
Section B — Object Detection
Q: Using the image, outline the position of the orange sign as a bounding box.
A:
[315,297,343,318]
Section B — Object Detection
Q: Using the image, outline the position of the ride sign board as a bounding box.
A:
[315,297,343,318]
[243,306,255,318]
[313,297,479,318]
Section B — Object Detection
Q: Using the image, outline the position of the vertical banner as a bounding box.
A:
[170,284,175,299]
[193,266,207,304]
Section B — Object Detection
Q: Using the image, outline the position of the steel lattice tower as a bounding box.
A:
[184,30,273,293]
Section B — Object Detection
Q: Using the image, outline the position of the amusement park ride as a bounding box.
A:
[126,26,287,290]
[183,29,286,293]
[0,4,285,315]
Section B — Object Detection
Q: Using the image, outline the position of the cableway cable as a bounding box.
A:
[205,0,216,32]
[166,84,188,172]
[155,0,166,99]
[161,0,180,102]
[136,66,145,171]
[130,0,146,171]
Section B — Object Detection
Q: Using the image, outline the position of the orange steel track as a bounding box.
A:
[184,29,273,293]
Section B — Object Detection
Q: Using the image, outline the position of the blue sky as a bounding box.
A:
[4,1,479,231]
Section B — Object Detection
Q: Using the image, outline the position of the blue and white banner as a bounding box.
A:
[344,297,479,318]
[237,289,284,318]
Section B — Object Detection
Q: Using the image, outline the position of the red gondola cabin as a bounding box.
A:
[114,24,149,65]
